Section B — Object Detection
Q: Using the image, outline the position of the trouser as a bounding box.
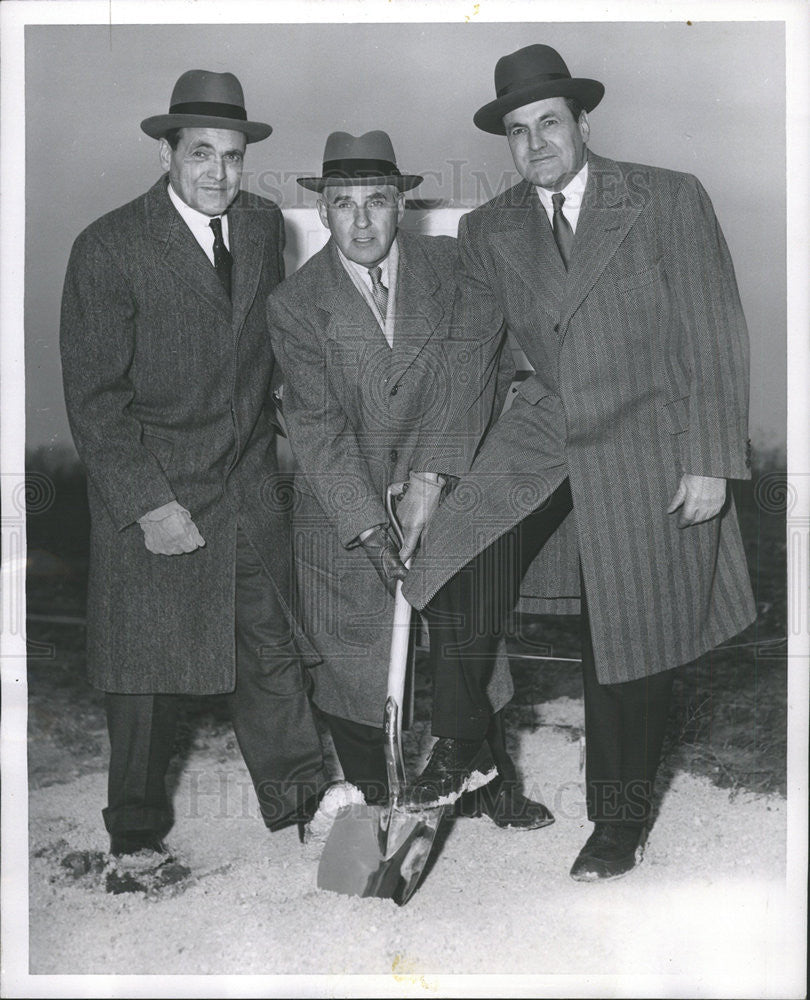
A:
[424,477,675,827]
[102,526,329,838]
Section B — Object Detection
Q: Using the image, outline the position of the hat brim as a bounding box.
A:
[297,174,423,193]
[140,114,272,143]
[473,79,604,135]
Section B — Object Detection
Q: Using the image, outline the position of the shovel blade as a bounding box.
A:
[317,802,446,905]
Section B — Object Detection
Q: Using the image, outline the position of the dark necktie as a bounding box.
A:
[368,265,389,318]
[551,192,574,269]
[209,216,232,298]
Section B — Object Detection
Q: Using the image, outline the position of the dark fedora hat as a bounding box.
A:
[474,44,604,135]
[297,130,423,192]
[141,69,272,143]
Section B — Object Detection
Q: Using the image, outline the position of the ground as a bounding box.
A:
[15,460,801,995]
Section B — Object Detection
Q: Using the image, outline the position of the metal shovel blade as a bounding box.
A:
[316,800,446,904]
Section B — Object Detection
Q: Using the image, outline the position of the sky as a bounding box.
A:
[18,17,787,457]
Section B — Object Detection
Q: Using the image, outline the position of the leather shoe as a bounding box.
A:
[569,823,646,882]
[462,777,555,830]
[406,737,487,809]
[109,832,170,858]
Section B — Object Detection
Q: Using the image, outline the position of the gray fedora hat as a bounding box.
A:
[141,69,272,143]
[474,44,604,135]
[297,130,423,192]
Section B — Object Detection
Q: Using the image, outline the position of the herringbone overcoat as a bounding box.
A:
[402,152,757,683]
[61,176,315,694]
[268,233,513,726]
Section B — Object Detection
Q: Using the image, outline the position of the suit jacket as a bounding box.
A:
[60,175,314,694]
[402,151,756,683]
[268,233,513,726]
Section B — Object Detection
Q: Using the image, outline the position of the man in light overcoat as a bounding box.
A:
[402,45,757,880]
[268,131,550,828]
[60,70,329,864]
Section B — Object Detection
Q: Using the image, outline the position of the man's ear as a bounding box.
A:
[317,197,331,231]
[578,110,590,145]
[396,193,406,224]
[158,138,171,173]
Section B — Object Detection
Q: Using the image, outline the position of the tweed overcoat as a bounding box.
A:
[402,151,757,683]
[268,233,514,727]
[61,176,315,695]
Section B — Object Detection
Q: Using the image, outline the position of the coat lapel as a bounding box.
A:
[319,240,393,350]
[228,196,265,340]
[145,177,232,320]
[558,152,646,332]
[390,232,446,380]
[489,181,567,321]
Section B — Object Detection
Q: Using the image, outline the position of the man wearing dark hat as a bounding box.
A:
[402,45,755,880]
[267,131,550,828]
[60,70,329,868]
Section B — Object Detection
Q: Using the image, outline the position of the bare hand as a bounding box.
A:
[396,472,444,562]
[138,501,205,555]
[667,474,726,527]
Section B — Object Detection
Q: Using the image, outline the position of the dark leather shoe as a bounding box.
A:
[569,823,646,882]
[406,737,487,809]
[109,832,170,858]
[474,777,555,830]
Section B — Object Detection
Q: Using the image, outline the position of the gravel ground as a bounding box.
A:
[20,696,799,998]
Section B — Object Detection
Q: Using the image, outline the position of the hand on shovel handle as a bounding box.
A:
[359,524,408,597]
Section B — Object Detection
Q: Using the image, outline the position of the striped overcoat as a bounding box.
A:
[402,151,757,683]
[268,233,514,726]
[60,176,316,694]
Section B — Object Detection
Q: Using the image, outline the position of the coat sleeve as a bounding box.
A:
[669,175,751,479]
[60,231,176,529]
[267,292,388,547]
[417,213,511,477]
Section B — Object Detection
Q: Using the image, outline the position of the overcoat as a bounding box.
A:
[268,233,513,727]
[61,176,315,695]
[403,152,757,683]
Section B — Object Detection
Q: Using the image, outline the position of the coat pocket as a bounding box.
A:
[614,260,663,293]
[514,374,551,405]
[662,396,690,434]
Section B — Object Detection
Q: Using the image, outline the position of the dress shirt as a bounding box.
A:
[336,239,399,348]
[535,161,589,234]
[167,181,230,264]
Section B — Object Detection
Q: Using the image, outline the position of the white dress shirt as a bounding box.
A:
[535,161,589,234]
[167,182,230,264]
[336,239,399,348]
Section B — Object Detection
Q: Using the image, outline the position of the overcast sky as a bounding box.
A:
[22,18,786,457]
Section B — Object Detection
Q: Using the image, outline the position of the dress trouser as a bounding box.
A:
[102,526,329,837]
[425,477,675,827]
[321,712,388,805]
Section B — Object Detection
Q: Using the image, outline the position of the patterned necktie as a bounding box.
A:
[368,265,389,318]
[551,192,574,269]
[209,216,233,298]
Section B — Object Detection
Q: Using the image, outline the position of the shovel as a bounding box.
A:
[316,484,447,905]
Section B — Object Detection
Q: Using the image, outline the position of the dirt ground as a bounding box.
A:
[19,695,796,997]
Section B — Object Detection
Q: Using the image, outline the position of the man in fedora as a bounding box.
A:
[267,130,550,828]
[60,69,329,869]
[402,44,756,880]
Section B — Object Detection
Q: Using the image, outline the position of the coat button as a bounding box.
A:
[389,449,398,463]
[390,385,398,396]
[553,323,560,333]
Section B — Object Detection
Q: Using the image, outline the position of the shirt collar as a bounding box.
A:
[535,160,589,212]
[167,180,230,237]
[335,241,395,286]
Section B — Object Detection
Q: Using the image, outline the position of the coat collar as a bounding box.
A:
[316,232,446,367]
[487,150,646,329]
[145,176,265,333]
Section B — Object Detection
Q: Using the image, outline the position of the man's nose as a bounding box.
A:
[209,156,227,180]
[354,206,371,228]
[528,125,547,150]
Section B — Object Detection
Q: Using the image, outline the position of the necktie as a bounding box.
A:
[209,216,233,298]
[551,192,574,269]
[368,265,389,319]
